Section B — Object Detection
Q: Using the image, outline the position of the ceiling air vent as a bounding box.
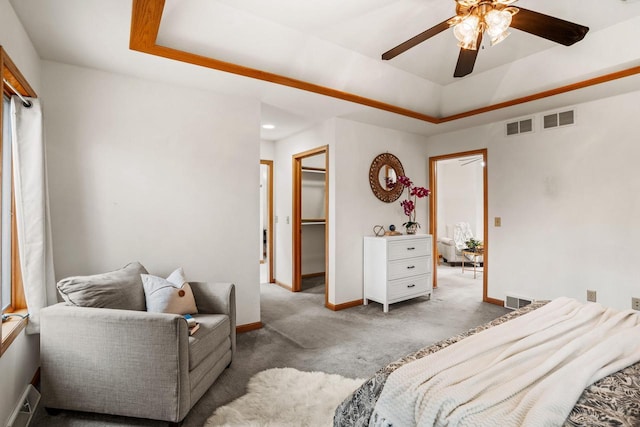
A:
[543,109,575,130]
[505,118,534,136]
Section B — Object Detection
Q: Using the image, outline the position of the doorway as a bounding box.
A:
[429,149,497,304]
[292,146,329,306]
[260,160,274,284]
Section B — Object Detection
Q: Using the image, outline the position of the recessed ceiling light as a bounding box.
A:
[262,124,276,130]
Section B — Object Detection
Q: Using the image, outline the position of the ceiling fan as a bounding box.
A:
[382,0,589,78]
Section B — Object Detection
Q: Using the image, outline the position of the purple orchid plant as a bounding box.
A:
[397,175,430,230]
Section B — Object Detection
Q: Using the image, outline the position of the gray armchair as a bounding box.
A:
[40,281,235,425]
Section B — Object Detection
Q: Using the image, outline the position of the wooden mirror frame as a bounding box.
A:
[369,153,405,203]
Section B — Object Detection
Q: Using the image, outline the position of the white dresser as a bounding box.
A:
[363,234,433,312]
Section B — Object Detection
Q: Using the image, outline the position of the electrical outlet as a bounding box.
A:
[632,297,640,311]
[586,290,597,302]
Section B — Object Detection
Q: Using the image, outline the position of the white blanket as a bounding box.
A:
[370,297,640,427]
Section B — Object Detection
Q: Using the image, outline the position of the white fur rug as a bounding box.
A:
[205,367,365,426]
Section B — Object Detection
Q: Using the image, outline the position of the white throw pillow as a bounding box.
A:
[142,267,198,315]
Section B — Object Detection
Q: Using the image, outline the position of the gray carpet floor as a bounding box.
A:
[32,264,507,426]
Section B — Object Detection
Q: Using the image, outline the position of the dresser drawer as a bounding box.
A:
[388,275,430,299]
[388,256,430,280]
[388,238,430,260]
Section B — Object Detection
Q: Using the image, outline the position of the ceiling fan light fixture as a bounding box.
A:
[485,9,512,35]
[452,3,518,50]
[456,0,481,7]
[382,0,589,78]
[457,36,479,50]
[485,8,513,46]
[489,30,510,46]
[453,15,480,49]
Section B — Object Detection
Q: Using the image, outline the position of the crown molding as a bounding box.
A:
[130,0,640,124]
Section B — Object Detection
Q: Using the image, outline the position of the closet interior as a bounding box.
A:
[301,152,326,291]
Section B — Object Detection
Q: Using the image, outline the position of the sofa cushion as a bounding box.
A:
[142,268,197,315]
[188,314,231,370]
[57,262,148,311]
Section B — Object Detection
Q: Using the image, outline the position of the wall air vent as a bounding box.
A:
[505,118,534,136]
[543,109,575,130]
[6,384,40,427]
[504,294,534,310]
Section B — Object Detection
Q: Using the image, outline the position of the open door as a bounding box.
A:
[292,146,329,306]
[260,160,274,284]
[429,149,500,305]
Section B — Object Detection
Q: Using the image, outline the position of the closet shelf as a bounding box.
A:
[302,218,326,225]
[302,167,326,174]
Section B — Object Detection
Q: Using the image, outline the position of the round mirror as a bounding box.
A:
[369,153,405,203]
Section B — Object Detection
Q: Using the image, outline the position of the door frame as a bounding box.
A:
[292,145,329,306]
[429,149,501,305]
[260,160,275,284]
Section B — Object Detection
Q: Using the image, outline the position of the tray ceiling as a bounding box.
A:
[10,0,640,139]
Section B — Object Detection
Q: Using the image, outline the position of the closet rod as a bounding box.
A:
[2,78,32,108]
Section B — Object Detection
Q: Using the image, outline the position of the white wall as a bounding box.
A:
[260,139,275,161]
[42,61,261,326]
[332,119,431,304]
[437,159,484,240]
[272,119,431,305]
[0,1,40,94]
[0,332,40,424]
[425,89,640,310]
[0,0,43,424]
[301,224,325,275]
[301,170,325,219]
[272,120,336,288]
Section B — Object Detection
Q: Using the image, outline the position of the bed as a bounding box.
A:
[334,299,640,426]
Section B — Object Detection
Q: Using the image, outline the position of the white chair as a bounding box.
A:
[437,222,481,266]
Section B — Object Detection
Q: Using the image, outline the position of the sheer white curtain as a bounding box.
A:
[10,97,56,334]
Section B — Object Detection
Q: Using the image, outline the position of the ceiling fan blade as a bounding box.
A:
[382,18,453,60]
[453,32,483,78]
[510,7,589,46]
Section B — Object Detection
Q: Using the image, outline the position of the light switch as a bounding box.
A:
[494,217,502,227]
[286,216,290,224]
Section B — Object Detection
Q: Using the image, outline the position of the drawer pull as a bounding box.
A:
[407,284,416,288]
[407,265,415,269]
[407,247,415,251]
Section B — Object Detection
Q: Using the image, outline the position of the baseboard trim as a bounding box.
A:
[485,297,504,307]
[301,272,325,279]
[31,367,40,387]
[326,299,363,311]
[274,280,292,291]
[236,322,263,333]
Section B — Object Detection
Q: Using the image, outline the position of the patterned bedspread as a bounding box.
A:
[334,301,640,426]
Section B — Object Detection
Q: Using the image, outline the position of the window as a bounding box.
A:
[1,95,11,312]
[1,47,34,355]
[0,94,27,317]
[1,93,21,317]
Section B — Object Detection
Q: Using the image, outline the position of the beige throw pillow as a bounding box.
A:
[142,267,198,315]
